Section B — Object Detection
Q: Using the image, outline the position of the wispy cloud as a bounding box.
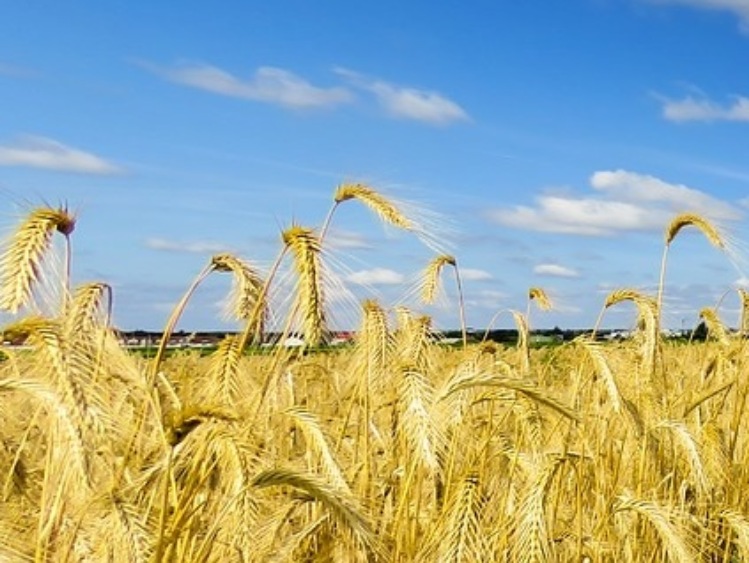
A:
[648,0,749,31]
[148,61,352,109]
[145,237,233,254]
[590,170,739,219]
[0,136,121,174]
[346,268,405,285]
[488,169,742,236]
[460,268,493,281]
[326,229,373,250]
[533,263,580,278]
[660,94,749,122]
[336,67,470,125]
[466,289,507,310]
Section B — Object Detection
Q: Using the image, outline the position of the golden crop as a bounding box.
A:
[1,190,747,562]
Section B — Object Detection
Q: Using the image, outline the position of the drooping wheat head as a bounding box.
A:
[0,206,76,314]
[282,225,326,346]
[528,287,553,311]
[333,183,413,230]
[699,307,730,346]
[420,254,456,305]
[665,213,725,249]
[604,289,660,378]
[659,212,726,329]
[326,182,451,253]
[211,253,266,336]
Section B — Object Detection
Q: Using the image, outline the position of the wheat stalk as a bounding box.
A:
[529,287,553,312]
[420,254,468,347]
[282,225,326,347]
[252,468,383,558]
[323,183,413,238]
[699,307,730,346]
[614,493,695,562]
[658,213,725,332]
[211,253,265,327]
[207,334,244,406]
[0,206,76,314]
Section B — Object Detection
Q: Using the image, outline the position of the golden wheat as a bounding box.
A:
[0,206,76,313]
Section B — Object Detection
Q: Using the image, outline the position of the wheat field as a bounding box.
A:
[2,187,749,562]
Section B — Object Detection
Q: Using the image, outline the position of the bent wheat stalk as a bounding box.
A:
[320,183,413,241]
[657,213,724,329]
[420,255,468,348]
[0,206,76,314]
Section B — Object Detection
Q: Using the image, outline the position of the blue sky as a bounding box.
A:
[1,0,749,332]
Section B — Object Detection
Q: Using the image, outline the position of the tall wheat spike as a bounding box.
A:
[0,206,76,313]
[512,310,531,376]
[64,282,112,339]
[434,472,486,562]
[398,363,441,474]
[207,334,244,406]
[513,455,565,563]
[282,225,326,347]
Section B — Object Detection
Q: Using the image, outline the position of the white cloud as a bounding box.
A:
[325,229,372,250]
[466,289,507,310]
[346,268,405,285]
[155,62,353,108]
[649,0,749,30]
[590,170,740,220]
[488,169,742,236]
[533,264,580,278]
[0,136,121,174]
[661,95,749,122]
[336,67,470,125]
[489,195,661,236]
[145,237,232,254]
[460,268,493,281]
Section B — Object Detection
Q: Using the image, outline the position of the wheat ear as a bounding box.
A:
[282,225,326,346]
[658,213,725,330]
[738,288,749,337]
[211,253,265,327]
[252,468,382,558]
[0,206,76,313]
[528,287,553,312]
[699,307,730,346]
[323,183,413,237]
[614,493,695,562]
[420,254,468,347]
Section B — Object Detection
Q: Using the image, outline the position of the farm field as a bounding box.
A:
[2,188,749,562]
